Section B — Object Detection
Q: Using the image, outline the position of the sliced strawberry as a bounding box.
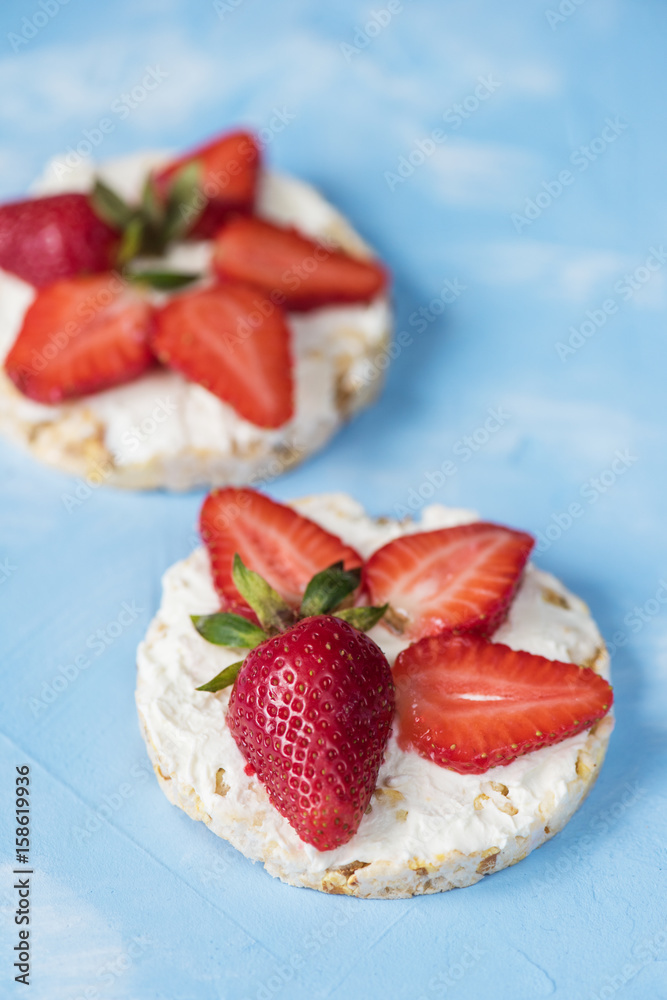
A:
[152,283,293,428]
[394,633,613,774]
[153,130,261,239]
[5,274,155,404]
[364,523,535,641]
[200,488,363,611]
[212,216,388,311]
[0,193,119,288]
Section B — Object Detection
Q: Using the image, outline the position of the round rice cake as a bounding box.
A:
[0,156,391,491]
[135,492,613,898]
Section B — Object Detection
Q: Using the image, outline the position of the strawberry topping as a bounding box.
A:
[0,193,119,288]
[393,633,613,774]
[5,273,155,404]
[364,523,535,640]
[153,129,260,239]
[152,283,294,429]
[213,216,387,310]
[200,488,363,611]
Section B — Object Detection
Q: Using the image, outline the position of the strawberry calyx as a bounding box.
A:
[193,554,388,692]
[90,165,206,276]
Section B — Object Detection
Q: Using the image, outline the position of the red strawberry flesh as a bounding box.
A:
[364,522,535,640]
[227,615,395,850]
[153,129,261,239]
[151,282,294,429]
[213,216,387,311]
[0,193,119,288]
[5,273,155,404]
[393,633,613,774]
[200,488,362,611]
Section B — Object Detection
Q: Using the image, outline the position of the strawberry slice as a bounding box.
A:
[364,523,535,640]
[200,488,363,611]
[394,633,613,774]
[5,274,155,404]
[153,129,261,239]
[0,193,119,288]
[152,283,293,428]
[212,216,388,311]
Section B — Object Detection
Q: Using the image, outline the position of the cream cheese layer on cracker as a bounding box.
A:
[0,157,390,489]
[136,494,612,888]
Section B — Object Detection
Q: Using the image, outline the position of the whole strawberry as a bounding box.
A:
[0,193,119,288]
[229,616,393,849]
[193,554,393,851]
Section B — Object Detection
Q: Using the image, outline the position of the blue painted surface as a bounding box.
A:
[0,1,665,998]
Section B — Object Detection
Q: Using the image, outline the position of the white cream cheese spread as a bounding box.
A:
[136,493,611,879]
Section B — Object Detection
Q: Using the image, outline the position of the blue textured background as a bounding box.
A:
[1,2,666,998]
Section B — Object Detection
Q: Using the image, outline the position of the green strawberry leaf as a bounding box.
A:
[232,554,296,634]
[141,174,164,229]
[191,612,267,648]
[334,604,389,632]
[116,216,145,266]
[196,660,244,693]
[90,178,135,230]
[126,270,201,290]
[299,562,362,618]
[163,161,204,243]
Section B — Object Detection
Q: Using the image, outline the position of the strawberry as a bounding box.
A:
[4,273,155,404]
[227,615,393,849]
[393,633,613,775]
[193,554,393,851]
[200,488,362,612]
[364,523,535,641]
[0,193,119,288]
[151,283,294,428]
[212,216,388,311]
[153,129,261,239]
